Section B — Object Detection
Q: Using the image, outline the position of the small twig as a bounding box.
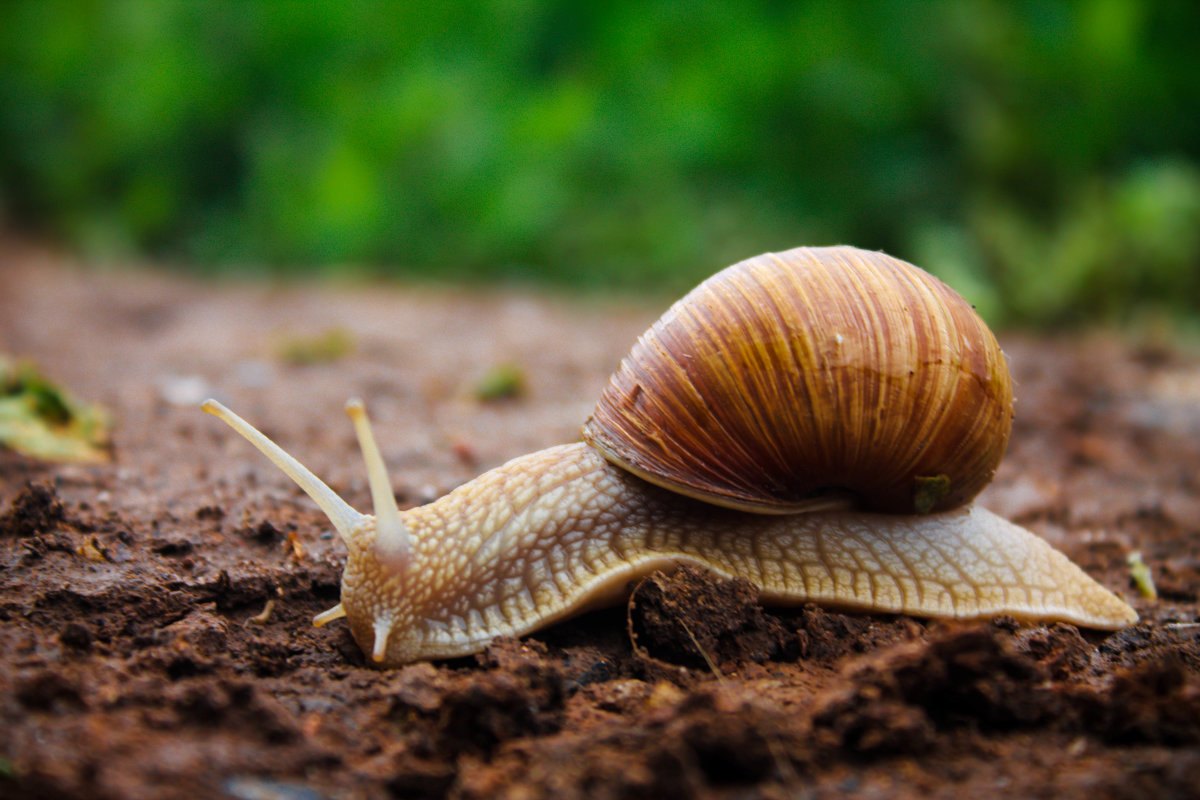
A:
[286,530,305,560]
[679,619,723,680]
[247,598,276,625]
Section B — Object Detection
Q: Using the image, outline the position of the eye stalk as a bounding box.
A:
[344,398,410,565]
[201,399,365,544]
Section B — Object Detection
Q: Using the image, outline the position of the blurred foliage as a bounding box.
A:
[0,356,112,463]
[275,327,355,365]
[474,362,528,402]
[0,0,1197,325]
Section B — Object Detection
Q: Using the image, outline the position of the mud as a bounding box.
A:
[1,243,1198,799]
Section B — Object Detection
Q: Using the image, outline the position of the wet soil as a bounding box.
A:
[1,243,1198,799]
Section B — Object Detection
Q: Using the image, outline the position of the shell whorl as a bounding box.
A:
[583,246,1015,514]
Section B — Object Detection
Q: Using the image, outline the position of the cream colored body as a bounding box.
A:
[341,442,1135,665]
[200,394,1137,668]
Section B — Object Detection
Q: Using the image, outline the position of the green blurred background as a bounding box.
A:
[1,0,1198,325]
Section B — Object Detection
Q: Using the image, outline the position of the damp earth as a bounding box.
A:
[2,245,1199,799]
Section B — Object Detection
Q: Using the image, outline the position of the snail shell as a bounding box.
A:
[584,246,1014,514]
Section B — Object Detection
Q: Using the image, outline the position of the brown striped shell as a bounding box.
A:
[582,246,1014,515]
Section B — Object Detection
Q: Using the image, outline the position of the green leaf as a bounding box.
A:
[0,356,112,463]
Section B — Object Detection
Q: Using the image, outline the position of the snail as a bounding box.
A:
[202,246,1137,667]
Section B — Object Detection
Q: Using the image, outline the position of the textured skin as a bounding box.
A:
[341,442,1136,666]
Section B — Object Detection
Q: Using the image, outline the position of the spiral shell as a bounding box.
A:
[582,246,1014,514]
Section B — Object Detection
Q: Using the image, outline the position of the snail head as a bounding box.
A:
[202,398,417,662]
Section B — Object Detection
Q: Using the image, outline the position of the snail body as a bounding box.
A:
[203,246,1136,667]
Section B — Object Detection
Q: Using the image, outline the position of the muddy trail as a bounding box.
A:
[1,245,1198,799]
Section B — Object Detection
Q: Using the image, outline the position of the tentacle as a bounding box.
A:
[313,603,347,627]
[345,399,410,562]
[202,399,366,546]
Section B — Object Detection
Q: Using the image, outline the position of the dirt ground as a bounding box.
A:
[1,242,1198,800]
